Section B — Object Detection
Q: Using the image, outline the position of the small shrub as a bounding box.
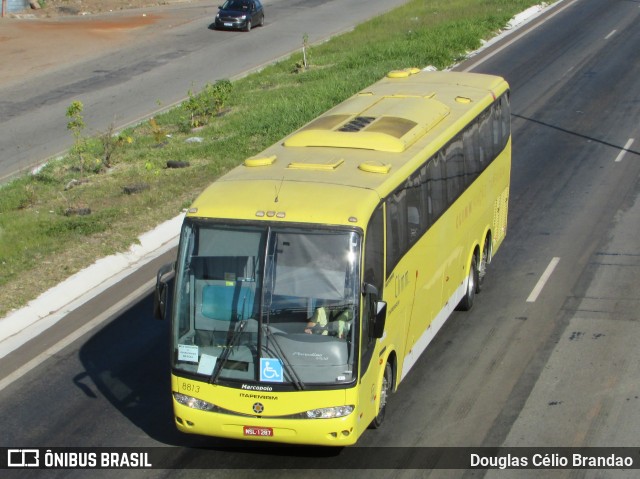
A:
[184,80,233,128]
[148,117,167,145]
[66,101,88,178]
[100,123,132,168]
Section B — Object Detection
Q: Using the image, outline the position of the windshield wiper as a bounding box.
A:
[209,319,247,384]
[262,325,305,391]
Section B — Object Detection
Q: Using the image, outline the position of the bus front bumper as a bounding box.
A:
[173,401,360,446]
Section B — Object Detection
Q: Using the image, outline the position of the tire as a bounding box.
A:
[244,20,251,32]
[369,361,392,429]
[259,14,264,27]
[456,254,478,311]
[478,237,491,292]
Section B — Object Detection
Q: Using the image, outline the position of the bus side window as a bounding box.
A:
[427,151,446,222]
[365,205,384,293]
[501,93,511,149]
[492,99,503,153]
[463,121,480,184]
[362,205,384,373]
[445,136,465,204]
[416,165,432,228]
[478,109,493,170]
[386,189,407,273]
[407,206,420,243]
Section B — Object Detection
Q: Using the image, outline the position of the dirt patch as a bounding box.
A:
[24,0,170,17]
[0,0,186,87]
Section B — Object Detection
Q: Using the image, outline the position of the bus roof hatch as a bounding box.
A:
[284,96,449,153]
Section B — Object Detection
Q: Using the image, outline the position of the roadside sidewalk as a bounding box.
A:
[0,213,183,360]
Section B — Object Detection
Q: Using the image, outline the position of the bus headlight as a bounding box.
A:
[304,405,354,419]
[174,392,217,412]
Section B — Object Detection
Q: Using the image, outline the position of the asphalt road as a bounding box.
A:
[1,0,639,477]
[0,0,410,182]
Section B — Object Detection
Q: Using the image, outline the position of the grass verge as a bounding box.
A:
[0,0,542,318]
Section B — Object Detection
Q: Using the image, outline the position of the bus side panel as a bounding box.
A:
[491,140,512,253]
[393,225,444,380]
[395,141,511,383]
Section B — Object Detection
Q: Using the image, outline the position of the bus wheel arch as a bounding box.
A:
[369,353,396,429]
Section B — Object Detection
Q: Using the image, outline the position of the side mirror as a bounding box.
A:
[153,262,175,321]
[363,283,387,339]
[371,300,387,339]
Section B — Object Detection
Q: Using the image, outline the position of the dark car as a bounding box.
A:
[214,0,265,32]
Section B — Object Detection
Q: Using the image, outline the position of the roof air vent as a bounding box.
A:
[338,116,376,132]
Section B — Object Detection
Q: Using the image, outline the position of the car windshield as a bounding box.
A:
[171,220,360,387]
[222,0,250,10]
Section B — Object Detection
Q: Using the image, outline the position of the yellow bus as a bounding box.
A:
[154,68,511,446]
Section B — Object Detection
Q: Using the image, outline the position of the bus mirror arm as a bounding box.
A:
[363,282,378,296]
[154,262,175,321]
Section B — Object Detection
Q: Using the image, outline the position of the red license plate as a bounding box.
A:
[243,426,274,437]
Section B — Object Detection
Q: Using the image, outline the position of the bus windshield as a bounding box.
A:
[172,220,360,387]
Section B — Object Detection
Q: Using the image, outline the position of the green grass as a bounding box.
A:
[0,0,541,317]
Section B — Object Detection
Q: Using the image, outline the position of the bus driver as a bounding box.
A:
[304,306,352,339]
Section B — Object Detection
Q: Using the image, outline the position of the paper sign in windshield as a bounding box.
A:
[197,354,218,375]
[178,344,199,362]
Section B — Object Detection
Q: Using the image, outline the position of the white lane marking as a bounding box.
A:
[527,257,561,303]
[0,279,155,394]
[604,30,617,40]
[462,0,581,72]
[614,138,635,163]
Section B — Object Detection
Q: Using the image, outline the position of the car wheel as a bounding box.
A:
[369,361,392,429]
[245,20,251,32]
[259,14,264,27]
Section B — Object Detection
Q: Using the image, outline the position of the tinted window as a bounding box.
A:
[383,92,510,275]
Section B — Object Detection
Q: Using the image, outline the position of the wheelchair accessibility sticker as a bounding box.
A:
[260,358,283,382]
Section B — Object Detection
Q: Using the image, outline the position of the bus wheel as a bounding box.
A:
[478,237,491,292]
[457,254,478,311]
[370,362,392,429]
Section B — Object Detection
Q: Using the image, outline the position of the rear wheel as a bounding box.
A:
[457,254,478,311]
[478,237,491,292]
[370,362,392,429]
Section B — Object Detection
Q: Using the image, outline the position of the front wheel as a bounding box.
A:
[456,254,478,311]
[369,361,392,429]
[244,20,252,32]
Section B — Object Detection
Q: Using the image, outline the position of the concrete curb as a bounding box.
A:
[0,213,184,360]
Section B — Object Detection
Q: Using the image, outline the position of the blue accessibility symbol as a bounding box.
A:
[260,358,283,382]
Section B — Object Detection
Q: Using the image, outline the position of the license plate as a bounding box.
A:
[224,22,233,26]
[243,426,273,437]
